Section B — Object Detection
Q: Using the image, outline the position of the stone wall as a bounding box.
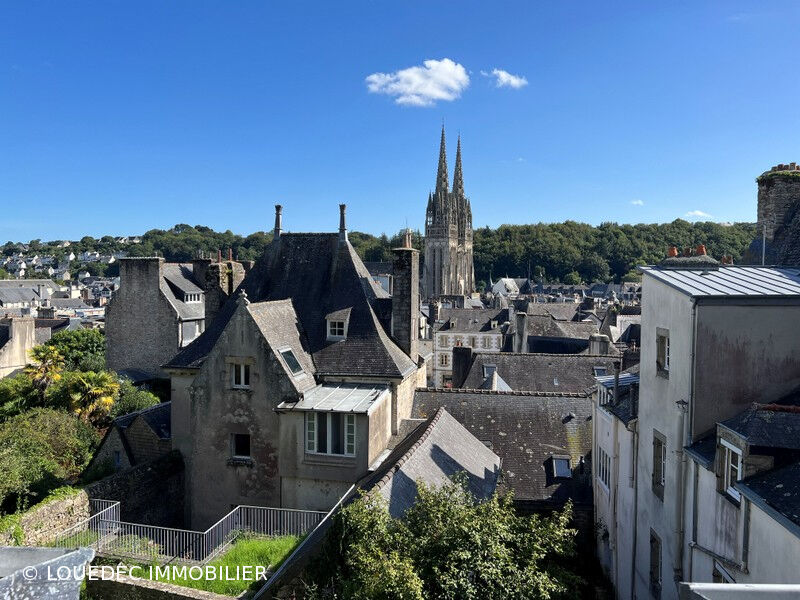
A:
[87,575,233,600]
[0,490,90,547]
[87,451,185,526]
[757,167,800,241]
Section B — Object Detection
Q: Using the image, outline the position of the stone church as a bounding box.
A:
[424,127,475,299]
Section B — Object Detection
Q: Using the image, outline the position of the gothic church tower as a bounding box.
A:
[424,127,475,299]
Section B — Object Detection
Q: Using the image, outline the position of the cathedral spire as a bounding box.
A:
[435,125,449,197]
[452,134,464,198]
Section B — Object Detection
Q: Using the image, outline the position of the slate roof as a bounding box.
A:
[160,264,205,320]
[524,315,598,340]
[412,389,593,506]
[736,460,800,532]
[685,433,716,469]
[166,234,416,379]
[0,324,9,350]
[640,265,800,298]
[247,299,317,393]
[461,352,619,393]
[50,298,90,310]
[358,407,501,518]
[363,261,392,276]
[113,401,171,440]
[0,289,37,305]
[436,308,510,333]
[719,404,800,450]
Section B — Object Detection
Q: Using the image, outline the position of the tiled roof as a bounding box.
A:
[166,234,416,378]
[412,389,593,505]
[462,352,619,393]
[640,265,800,297]
[359,407,501,518]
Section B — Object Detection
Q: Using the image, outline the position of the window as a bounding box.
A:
[305,412,356,456]
[721,440,742,502]
[469,336,477,348]
[185,292,202,303]
[280,349,303,375]
[481,337,490,349]
[656,329,670,376]
[597,446,611,489]
[552,456,572,479]
[439,353,450,367]
[593,366,608,377]
[232,433,251,458]
[113,450,121,469]
[327,320,346,339]
[483,364,497,379]
[232,363,250,389]
[438,335,448,348]
[652,431,666,500]
[490,320,498,329]
[649,530,662,598]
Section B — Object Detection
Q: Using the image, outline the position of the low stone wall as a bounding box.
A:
[86,575,234,600]
[0,490,90,546]
[87,451,185,526]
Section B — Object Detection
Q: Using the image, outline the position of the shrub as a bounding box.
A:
[43,329,105,371]
[0,408,98,513]
[112,378,160,419]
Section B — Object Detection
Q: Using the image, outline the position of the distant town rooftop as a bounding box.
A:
[639,265,800,298]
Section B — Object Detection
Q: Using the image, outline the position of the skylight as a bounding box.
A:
[280,349,303,375]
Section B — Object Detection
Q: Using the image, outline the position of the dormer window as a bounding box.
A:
[185,292,202,303]
[550,456,572,479]
[483,364,496,378]
[721,439,742,502]
[326,308,351,341]
[328,320,345,339]
[490,320,498,329]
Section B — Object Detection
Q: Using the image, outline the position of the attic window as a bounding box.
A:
[490,320,498,329]
[327,320,346,340]
[185,293,202,303]
[280,349,303,375]
[483,364,497,378]
[593,366,608,377]
[552,457,572,479]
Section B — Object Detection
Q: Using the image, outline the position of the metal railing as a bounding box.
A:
[50,501,326,566]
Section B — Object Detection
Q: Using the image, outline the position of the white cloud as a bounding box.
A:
[365,58,469,107]
[630,199,644,206]
[485,68,528,89]
[685,210,712,219]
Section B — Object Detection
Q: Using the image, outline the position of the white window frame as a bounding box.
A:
[327,319,346,341]
[232,362,251,389]
[656,329,670,374]
[721,439,742,501]
[597,446,611,491]
[305,412,356,457]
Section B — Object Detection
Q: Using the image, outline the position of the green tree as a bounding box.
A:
[307,477,581,599]
[43,329,106,371]
[47,371,119,426]
[0,374,37,422]
[25,345,65,402]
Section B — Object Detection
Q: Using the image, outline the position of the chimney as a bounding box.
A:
[391,240,419,364]
[217,249,222,263]
[274,205,282,240]
[589,333,611,355]
[430,300,441,323]
[228,248,233,262]
[451,346,473,388]
[696,244,707,256]
[338,204,348,244]
[513,311,527,353]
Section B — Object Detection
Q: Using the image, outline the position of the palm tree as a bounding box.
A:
[67,371,120,425]
[25,345,65,402]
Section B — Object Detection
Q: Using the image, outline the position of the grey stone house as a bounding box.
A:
[164,206,427,527]
[106,256,248,381]
[0,316,36,379]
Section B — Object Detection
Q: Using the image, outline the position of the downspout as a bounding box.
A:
[688,459,699,581]
[674,299,697,587]
[611,362,621,594]
[629,419,638,600]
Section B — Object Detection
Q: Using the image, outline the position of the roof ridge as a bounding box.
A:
[418,387,589,398]
[370,407,446,493]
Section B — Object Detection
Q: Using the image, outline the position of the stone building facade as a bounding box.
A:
[0,316,36,379]
[757,163,800,242]
[424,127,475,299]
[106,256,247,381]
[165,206,427,527]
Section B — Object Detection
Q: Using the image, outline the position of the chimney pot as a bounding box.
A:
[696,244,707,256]
[274,205,283,240]
[667,246,678,258]
[338,204,348,244]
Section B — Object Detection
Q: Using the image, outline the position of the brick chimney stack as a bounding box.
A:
[391,240,419,363]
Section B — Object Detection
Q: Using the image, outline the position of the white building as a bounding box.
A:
[623,259,800,600]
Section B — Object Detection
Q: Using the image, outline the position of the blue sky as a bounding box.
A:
[2,1,800,242]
